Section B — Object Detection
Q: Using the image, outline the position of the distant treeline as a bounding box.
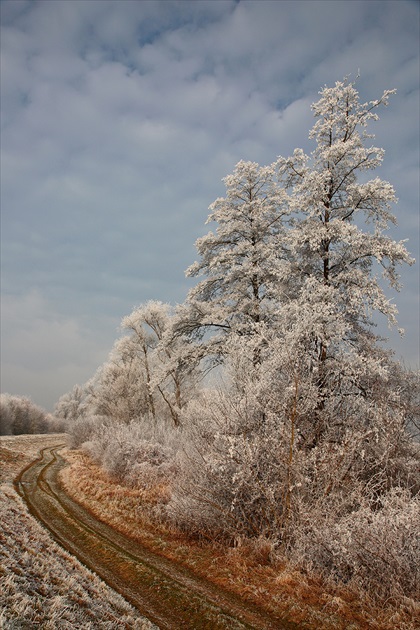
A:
[0,394,66,436]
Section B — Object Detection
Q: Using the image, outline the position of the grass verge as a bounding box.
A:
[59,446,419,629]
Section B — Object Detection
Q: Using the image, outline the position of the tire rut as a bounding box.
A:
[15,445,298,630]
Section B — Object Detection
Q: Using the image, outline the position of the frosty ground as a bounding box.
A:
[0,434,156,629]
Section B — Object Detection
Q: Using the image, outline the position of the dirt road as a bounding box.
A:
[15,444,298,630]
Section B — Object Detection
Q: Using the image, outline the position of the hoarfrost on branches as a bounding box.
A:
[65,78,419,612]
[175,159,290,369]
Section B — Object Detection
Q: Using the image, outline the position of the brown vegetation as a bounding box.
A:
[59,446,419,629]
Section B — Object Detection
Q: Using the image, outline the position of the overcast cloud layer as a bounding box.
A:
[1,0,419,411]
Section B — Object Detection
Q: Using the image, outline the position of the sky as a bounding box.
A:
[1,0,419,412]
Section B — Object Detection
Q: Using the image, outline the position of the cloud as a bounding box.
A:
[1,0,418,409]
[0,290,112,408]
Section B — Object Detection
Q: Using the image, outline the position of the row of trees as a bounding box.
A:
[57,79,419,605]
[0,394,64,435]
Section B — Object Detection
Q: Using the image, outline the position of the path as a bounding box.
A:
[15,444,297,630]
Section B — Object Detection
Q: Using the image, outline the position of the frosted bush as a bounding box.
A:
[167,391,291,540]
[68,414,111,449]
[167,375,420,614]
[125,459,178,490]
[79,418,177,488]
[292,488,420,603]
[103,439,174,483]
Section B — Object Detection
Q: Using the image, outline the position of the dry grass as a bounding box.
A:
[0,435,157,630]
[60,447,420,630]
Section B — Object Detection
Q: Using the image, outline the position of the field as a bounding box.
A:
[0,434,156,629]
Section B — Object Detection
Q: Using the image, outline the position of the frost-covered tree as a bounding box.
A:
[81,302,197,428]
[0,394,52,435]
[86,336,150,424]
[175,160,289,369]
[272,79,414,445]
[121,301,198,426]
[0,397,14,435]
[168,78,418,551]
[54,384,88,426]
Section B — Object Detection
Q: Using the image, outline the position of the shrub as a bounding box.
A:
[79,418,177,489]
[291,488,420,603]
[68,414,111,449]
[166,391,290,541]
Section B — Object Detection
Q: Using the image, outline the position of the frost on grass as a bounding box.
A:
[0,484,157,629]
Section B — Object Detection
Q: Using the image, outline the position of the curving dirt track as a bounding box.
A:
[15,444,298,630]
